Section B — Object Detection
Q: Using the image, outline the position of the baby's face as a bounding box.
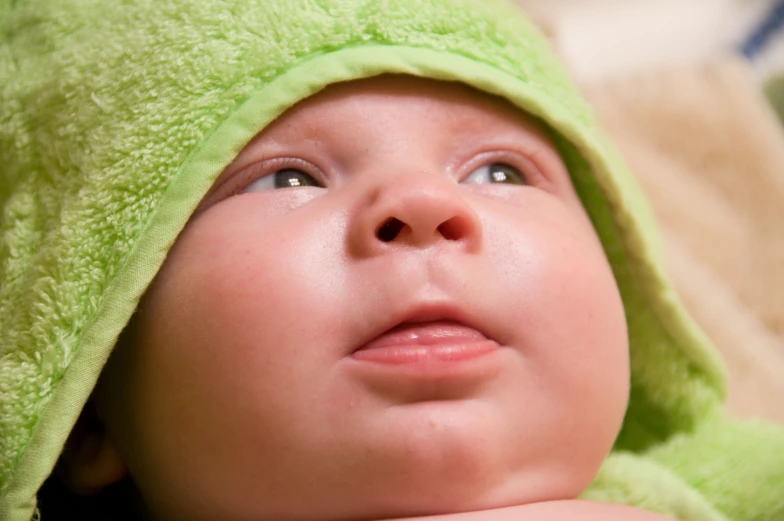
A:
[97,76,629,521]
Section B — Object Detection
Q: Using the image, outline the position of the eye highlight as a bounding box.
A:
[462,163,526,186]
[243,169,321,193]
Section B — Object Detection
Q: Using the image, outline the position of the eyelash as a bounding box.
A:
[212,149,549,203]
[458,150,547,188]
[215,157,325,199]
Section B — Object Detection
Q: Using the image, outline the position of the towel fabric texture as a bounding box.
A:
[0,1,782,520]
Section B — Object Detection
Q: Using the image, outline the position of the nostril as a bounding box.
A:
[376,218,405,242]
[437,216,466,241]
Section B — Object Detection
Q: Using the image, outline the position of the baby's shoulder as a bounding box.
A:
[382,501,675,521]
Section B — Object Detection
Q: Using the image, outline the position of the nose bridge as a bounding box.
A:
[348,165,483,256]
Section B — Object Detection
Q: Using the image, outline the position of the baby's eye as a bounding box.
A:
[243,169,321,193]
[462,163,526,185]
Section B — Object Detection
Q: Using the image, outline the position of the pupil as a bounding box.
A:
[490,164,523,185]
[275,169,311,188]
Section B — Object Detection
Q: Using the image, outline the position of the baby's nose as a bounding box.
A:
[347,171,483,257]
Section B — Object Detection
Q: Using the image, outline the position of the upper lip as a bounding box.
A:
[352,302,491,353]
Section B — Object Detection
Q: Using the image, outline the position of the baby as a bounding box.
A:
[61,75,650,520]
[2,1,783,520]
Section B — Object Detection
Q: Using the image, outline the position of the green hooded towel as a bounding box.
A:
[1,0,783,519]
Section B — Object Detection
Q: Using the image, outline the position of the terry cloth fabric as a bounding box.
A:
[0,1,782,520]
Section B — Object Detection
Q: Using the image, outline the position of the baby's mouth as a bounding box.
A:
[352,320,498,365]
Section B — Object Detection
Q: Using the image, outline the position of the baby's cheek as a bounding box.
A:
[484,200,629,431]
[162,199,345,359]
[121,204,351,518]
[484,194,625,354]
[528,234,627,382]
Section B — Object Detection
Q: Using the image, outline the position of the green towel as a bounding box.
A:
[1,0,782,519]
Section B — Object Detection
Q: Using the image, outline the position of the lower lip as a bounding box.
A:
[351,322,499,366]
[351,340,498,365]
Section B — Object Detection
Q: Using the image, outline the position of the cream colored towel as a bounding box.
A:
[582,56,784,422]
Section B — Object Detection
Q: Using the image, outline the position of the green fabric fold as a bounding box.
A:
[1,0,782,519]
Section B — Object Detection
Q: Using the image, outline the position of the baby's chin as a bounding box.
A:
[276,440,601,521]
[347,462,593,521]
[134,388,614,521]
[133,429,605,521]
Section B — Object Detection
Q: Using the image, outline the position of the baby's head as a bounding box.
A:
[63,75,629,520]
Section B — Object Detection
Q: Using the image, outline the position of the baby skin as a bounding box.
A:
[69,75,673,521]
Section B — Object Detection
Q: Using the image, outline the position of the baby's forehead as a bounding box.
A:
[272,75,546,135]
[220,75,562,177]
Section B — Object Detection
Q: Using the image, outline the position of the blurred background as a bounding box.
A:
[515,0,784,422]
[518,0,782,82]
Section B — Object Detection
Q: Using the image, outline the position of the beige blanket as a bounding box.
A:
[581,57,784,422]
